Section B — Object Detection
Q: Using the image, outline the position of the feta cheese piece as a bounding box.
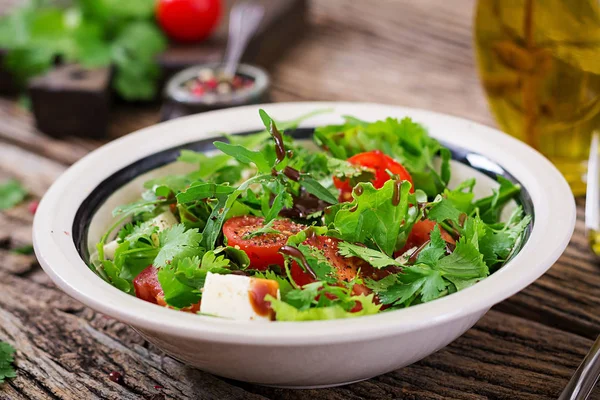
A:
[103,239,120,260]
[103,210,178,260]
[200,272,280,321]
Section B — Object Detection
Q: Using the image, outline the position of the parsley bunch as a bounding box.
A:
[0,0,166,100]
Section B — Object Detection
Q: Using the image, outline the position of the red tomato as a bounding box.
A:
[156,0,221,43]
[133,266,163,305]
[397,219,456,256]
[290,235,394,291]
[223,216,306,270]
[133,265,200,313]
[333,150,414,201]
[290,235,397,312]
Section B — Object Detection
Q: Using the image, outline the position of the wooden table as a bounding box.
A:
[1,1,599,399]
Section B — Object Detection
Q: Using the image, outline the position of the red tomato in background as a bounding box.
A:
[333,150,414,201]
[223,216,306,270]
[156,0,222,43]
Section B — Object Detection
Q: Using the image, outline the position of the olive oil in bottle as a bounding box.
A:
[474,0,600,195]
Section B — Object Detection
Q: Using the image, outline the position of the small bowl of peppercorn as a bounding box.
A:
[161,63,270,121]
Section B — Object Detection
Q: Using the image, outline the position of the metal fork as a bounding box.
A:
[558,132,600,400]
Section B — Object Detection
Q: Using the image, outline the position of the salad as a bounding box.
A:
[92,110,531,322]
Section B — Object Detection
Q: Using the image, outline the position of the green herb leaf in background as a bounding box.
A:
[0,341,16,384]
[0,179,27,210]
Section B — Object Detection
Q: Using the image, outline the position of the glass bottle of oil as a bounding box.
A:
[474,0,600,195]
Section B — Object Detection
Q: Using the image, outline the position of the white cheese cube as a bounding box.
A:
[103,239,120,260]
[200,273,280,321]
[150,210,178,232]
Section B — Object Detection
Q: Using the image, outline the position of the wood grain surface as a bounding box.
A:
[1,0,599,399]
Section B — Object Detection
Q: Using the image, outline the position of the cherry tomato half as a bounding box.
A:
[333,150,414,201]
[223,216,306,270]
[157,0,222,43]
[290,235,394,290]
[133,265,200,312]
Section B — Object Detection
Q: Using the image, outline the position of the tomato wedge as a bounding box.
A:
[133,265,200,312]
[333,150,414,201]
[223,216,306,270]
[289,235,395,291]
[396,219,456,256]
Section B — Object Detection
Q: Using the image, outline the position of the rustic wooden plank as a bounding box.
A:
[495,198,600,340]
[0,142,65,197]
[0,99,93,165]
[0,269,270,400]
[269,0,493,127]
[1,264,597,400]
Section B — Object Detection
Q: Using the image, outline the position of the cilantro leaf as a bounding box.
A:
[0,341,16,384]
[416,225,446,266]
[474,176,521,223]
[436,239,488,280]
[327,180,416,256]
[158,251,234,308]
[154,224,203,267]
[427,197,464,226]
[337,242,402,268]
[158,262,202,308]
[0,179,27,210]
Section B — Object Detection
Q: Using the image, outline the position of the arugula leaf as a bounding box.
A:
[298,174,338,204]
[112,199,168,218]
[213,141,271,173]
[337,242,402,268]
[242,218,281,239]
[154,224,204,268]
[176,182,235,204]
[266,293,381,321]
[0,179,27,210]
[327,180,416,256]
[200,174,274,250]
[0,341,16,384]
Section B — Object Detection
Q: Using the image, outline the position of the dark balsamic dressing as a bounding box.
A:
[279,245,317,279]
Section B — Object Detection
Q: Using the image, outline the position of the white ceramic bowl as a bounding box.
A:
[33,102,575,388]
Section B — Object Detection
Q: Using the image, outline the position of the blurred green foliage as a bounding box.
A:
[0,0,167,100]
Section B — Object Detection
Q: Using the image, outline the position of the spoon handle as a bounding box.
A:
[558,335,600,400]
[222,1,265,78]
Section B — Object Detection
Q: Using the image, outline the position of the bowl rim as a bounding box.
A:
[33,102,576,345]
